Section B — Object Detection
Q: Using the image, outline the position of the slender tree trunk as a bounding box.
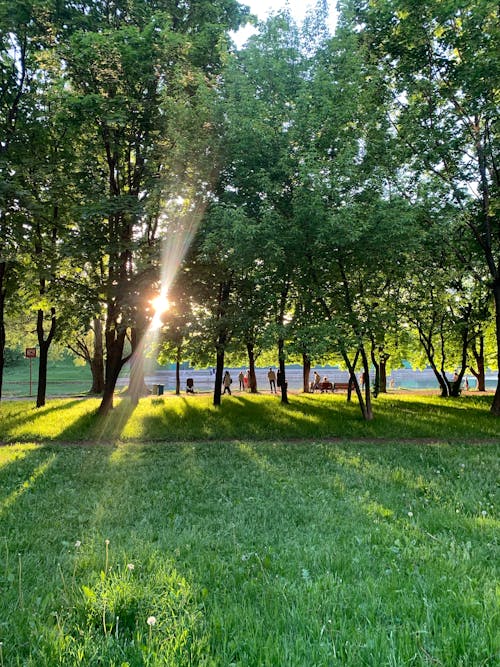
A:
[470,334,486,391]
[370,340,380,398]
[175,351,181,395]
[0,261,5,401]
[379,354,388,393]
[89,317,105,394]
[340,346,372,419]
[302,352,311,393]
[278,337,288,404]
[491,283,500,415]
[246,342,257,393]
[212,280,231,407]
[36,307,56,408]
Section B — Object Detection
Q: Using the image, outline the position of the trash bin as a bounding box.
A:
[153,384,164,396]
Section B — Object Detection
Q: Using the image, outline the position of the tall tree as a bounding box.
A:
[59,0,247,414]
[350,0,500,413]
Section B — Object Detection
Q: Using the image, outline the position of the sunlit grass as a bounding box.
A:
[0,440,497,665]
[0,392,498,443]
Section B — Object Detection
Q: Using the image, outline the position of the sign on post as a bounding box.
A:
[25,348,37,396]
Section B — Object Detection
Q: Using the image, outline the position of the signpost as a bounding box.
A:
[25,348,36,396]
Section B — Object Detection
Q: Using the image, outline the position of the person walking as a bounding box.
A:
[268,367,277,393]
[238,370,245,390]
[222,370,232,395]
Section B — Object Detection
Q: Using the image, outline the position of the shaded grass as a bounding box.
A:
[0,392,498,444]
[0,440,498,665]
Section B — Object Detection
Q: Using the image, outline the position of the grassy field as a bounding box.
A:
[0,392,499,443]
[0,394,498,665]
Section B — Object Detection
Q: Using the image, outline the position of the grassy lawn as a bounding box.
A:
[0,392,499,443]
[0,395,498,665]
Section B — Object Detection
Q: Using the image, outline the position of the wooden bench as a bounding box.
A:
[318,381,333,392]
[333,381,352,392]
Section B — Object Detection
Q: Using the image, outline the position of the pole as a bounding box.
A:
[29,357,32,397]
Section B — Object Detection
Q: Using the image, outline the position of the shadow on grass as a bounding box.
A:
[0,438,497,665]
[0,399,87,441]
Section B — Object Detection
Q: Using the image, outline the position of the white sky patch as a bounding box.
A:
[231,0,338,47]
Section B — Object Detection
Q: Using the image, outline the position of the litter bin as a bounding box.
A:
[153,384,164,396]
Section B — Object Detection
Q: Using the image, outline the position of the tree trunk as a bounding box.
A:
[469,334,486,391]
[36,307,56,408]
[0,261,5,401]
[379,354,388,393]
[175,351,181,395]
[89,317,105,394]
[246,342,257,393]
[98,323,128,416]
[302,352,311,393]
[278,337,289,404]
[491,283,500,415]
[370,340,380,398]
[213,345,224,406]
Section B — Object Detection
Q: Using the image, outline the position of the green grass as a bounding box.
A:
[0,392,498,443]
[0,439,498,666]
[0,395,498,665]
[2,359,92,398]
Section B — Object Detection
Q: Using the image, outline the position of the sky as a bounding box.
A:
[231,0,338,47]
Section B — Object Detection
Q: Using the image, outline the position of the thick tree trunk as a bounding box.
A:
[98,325,128,416]
[302,352,311,393]
[89,317,105,394]
[213,345,224,406]
[36,307,56,408]
[246,342,257,393]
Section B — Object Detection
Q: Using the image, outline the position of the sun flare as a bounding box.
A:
[151,293,170,315]
[150,293,170,331]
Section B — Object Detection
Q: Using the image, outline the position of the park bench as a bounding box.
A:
[318,381,333,392]
[333,381,352,392]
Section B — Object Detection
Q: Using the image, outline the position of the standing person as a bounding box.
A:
[222,370,232,395]
[243,370,249,389]
[312,371,321,392]
[360,371,366,389]
[238,370,245,390]
[268,367,277,393]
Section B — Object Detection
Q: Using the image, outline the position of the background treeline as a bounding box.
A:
[0,0,498,420]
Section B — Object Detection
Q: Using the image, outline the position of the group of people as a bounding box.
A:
[221,367,283,395]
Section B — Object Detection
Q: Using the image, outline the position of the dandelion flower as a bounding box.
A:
[481,510,487,517]
[147,616,156,626]
[74,540,81,548]
[127,563,135,571]
[407,511,414,518]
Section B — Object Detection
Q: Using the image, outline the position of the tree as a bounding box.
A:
[59,0,247,415]
[351,0,500,413]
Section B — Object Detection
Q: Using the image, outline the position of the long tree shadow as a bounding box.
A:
[0,399,88,442]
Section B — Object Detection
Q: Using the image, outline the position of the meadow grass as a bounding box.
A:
[0,391,498,443]
[0,394,498,665]
[0,439,498,666]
